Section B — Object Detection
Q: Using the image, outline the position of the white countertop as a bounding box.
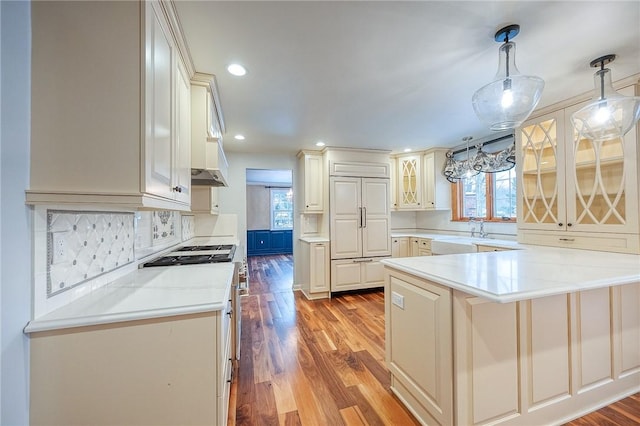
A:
[299,236,330,243]
[25,262,235,334]
[382,246,640,303]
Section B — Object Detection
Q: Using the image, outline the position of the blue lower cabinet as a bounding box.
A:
[247,230,293,256]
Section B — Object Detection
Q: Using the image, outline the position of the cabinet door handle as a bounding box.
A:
[567,223,573,227]
[362,207,367,228]
[558,223,563,227]
[173,186,182,193]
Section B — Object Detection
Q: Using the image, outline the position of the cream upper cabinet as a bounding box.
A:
[396,154,423,209]
[298,151,324,213]
[391,150,451,211]
[390,158,398,209]
[191,187,219,215]
[28,1,193,211]
[517,85,640,253]
[173,55,192,205]
[423,150,451,210]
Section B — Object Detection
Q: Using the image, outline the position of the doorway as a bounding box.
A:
[245,169,293,257]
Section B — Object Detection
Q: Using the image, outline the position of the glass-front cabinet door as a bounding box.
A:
[397,154,422,209]
[564,95,639,234]
[517,111,566,230]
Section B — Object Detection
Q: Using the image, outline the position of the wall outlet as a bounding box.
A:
[51,231,67,264]
[391,291,404,309]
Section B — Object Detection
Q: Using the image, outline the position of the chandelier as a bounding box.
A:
[472,24,545,131]
[443,136,515,183]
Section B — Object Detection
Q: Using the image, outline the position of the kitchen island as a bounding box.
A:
[382,247,640,425]
[25,262,235,426]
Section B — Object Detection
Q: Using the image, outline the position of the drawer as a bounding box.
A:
[418,238,432,251]
[218,357,233,426]
[476,245,510,252]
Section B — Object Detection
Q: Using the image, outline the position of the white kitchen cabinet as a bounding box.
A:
[423,150,451,210]
[396,154,423,209]
[391,237,409,257]
[417,238,432,256]
[174,57,192,205]
[300,239,330,299]
[517,84,640,253]
[331,257,386,292]
[330,177,391,259]
[30,310,233,426]
[28,1,193,211]
[390,157,398,209]
[410,237,420,256]
[297,151,324,213]
[191,186,219,215]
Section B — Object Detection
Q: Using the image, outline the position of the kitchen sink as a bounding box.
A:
[430,239,478,255]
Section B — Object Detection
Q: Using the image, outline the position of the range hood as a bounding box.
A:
[191,168,228,187]
[191,74,229,187]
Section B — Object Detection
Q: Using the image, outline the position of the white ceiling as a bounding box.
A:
[175,1,640,155]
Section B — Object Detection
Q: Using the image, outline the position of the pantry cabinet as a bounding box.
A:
[28,1,192,210]
[517,84,640,253]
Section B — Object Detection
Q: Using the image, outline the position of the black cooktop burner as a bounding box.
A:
[142,245,237,267]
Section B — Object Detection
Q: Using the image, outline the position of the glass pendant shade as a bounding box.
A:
[571,66,640,141]
[472,32,545,131]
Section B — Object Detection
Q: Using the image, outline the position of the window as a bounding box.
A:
[453,168,517,221]
[270,188,294,230]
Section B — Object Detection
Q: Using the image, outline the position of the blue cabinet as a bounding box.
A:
[247,230,292,256]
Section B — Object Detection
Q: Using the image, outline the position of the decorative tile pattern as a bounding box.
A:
[47,211,135,297]
[181,215,195,241]
[152,210,176,244]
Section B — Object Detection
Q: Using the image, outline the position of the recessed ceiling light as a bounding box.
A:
[227,64,247,76]
[315,141,326,147]
[234,134,245,140]
[404,148,412,153]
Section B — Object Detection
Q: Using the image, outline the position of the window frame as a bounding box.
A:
[451,171,517,222]
[270,187,294,230]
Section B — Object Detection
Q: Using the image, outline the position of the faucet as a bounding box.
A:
[478,219,489,238]
[469,217,477,238]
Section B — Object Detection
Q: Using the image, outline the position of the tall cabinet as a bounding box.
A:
[328,149,392,293]
[517,84,640,254]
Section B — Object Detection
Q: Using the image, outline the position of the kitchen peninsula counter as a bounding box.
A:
[383,246,640,426]
[382,245,640,303]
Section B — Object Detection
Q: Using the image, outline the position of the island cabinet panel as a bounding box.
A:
[573,287,614,392]
[454,295,520,425]
[385,271,453,426]
[614,283,640,377]
[523,295,571,410]
[386,263,640,426]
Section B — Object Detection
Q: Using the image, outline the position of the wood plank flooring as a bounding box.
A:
[229,254,419,426]
[229,254,640,426]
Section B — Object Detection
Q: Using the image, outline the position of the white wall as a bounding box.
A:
[246,185,271,230]
[1,1,31,424]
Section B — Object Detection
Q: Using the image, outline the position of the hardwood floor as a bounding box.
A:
[229,254,419,426]
[229,254,639,426]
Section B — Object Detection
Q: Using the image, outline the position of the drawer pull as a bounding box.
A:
[352,258,373,263]
[559,238,575,242]
[227,310,233,317]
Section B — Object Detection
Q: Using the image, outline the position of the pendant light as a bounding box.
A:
[472,25,545,131]
[570,54,640,141]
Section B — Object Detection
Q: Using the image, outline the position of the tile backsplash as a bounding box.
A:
[47,210,135,297]
[34,207,188,318]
